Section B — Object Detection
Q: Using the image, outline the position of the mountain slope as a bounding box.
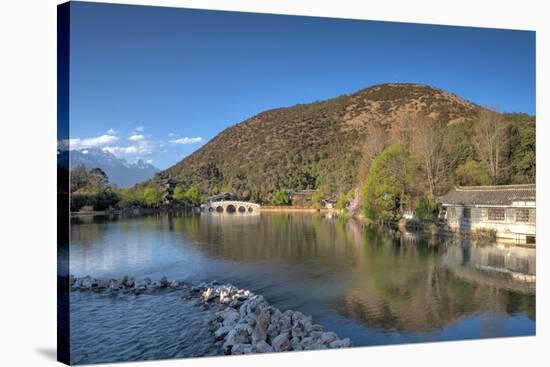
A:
[150,83,532,201]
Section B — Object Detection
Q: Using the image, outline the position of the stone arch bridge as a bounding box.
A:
[200,200,260,214]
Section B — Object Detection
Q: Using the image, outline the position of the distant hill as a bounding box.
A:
[60,148,159,187]
[148,83,534,202]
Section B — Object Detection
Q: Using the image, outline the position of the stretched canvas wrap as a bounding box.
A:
[57,1,536,365]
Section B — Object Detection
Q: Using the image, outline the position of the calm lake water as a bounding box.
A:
[70,212,535,364]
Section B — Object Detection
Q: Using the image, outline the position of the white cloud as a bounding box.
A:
[168,132,175,137]
[170,137,203,145]
[135,126,145,132]
[102,146,139,155]
[68,134,119,150]
[128,134,145,141]
[146,159,153,164]
[107,128,116,134]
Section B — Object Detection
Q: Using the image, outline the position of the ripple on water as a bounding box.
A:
[70,291,221,365]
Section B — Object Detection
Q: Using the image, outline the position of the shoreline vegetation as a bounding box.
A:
[68,275,352,355]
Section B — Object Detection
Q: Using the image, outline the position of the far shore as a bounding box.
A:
[259,206,335,213]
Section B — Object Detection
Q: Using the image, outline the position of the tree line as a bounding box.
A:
[359,109,535,222]
[69,165,202,212]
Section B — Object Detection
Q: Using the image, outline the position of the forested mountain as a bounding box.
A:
[147,83,535,204]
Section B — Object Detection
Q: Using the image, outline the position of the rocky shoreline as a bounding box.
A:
[69,275,352,355]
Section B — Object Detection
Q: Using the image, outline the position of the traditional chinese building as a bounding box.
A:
[438,184,535,244]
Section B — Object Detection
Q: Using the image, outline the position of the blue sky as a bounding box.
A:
[68,1,535,169]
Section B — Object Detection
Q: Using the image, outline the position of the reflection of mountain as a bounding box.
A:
[173,212,359,267]
[59,148,159,187]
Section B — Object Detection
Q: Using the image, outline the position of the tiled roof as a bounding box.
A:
[438,184,536,206]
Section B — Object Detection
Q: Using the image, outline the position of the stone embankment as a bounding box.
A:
[70,276,352,355]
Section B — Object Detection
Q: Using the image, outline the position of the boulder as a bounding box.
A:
[271,333,290,352]
[320,332,338,346]
[291,311,306,325]
[214,326,232,340]
[231,343,253,355]
[290,336,303,351]
[252,307,270,343]
[253,340,273,354]
[329,338,352,349]
[202,288,217,302]
[80,276,92,289]
[278,315,292,334]
[159,276,168,288]
[108,279,119,290]
[266,323,280,343]
[218,308,240,326]
[223,324,251,350]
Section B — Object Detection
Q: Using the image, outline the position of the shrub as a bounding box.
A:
[272,189,291,206]
[416,195,438,222]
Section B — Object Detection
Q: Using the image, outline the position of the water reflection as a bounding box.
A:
[70,212,535,342]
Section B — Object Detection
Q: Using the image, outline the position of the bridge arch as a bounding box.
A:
[201,200,260,214]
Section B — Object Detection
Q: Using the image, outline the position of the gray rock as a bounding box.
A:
[218,308,240,324]
[291,336,303,351]
[202,288,217,302]
[303,341,325,350]
[253,340,273,353]
[159,276,168,288]
[329,338,352,349]
[300,336,316,348]
[252,307,270,343]
[278,315,292,333]
[214,326,232,340]
[320,332,338,346]
[223,324,251,350]
[231,343,253,355]
[80,276,92,289]
[291,324,305,339]
[108,279,119,290]
[229,299,242,309]
[271,333,290,352]
[311,324,323,332]
[309,330,323,339]
[267,323,280,343]
[291,311,306,325]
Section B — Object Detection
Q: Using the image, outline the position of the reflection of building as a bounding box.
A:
[438,185,535,244]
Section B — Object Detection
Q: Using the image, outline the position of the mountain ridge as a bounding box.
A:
[147,83,534,202]
[62,148,159,188]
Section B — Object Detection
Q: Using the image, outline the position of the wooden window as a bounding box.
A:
[488,208,505,221]
[463,207,471,219]
[516,209,530,223]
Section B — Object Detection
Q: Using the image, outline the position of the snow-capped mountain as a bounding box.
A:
[59,148,159,187]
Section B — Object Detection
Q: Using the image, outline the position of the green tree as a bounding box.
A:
[173,186,186,202]
[415,195,438,222]
[312,191,324,209]
[509,121,535,183]
[143,187,162,207]
[184,185,201,206]
[70,165,89,193]
[272,189,291,206]
[362,143,413,222]
[454,160,492,186]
